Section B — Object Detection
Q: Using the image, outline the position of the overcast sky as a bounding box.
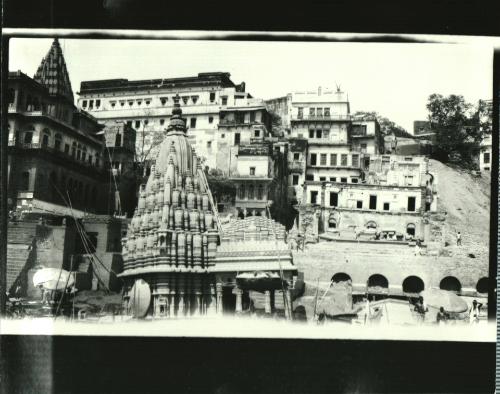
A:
[9,38,493,132]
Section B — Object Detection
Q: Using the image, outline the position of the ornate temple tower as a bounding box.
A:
[119,96,220,318]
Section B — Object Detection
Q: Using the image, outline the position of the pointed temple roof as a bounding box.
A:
[34,38,74,104]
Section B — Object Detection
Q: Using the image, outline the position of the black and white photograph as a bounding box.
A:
[1,35,496,345]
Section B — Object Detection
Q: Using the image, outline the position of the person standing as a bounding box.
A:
[436,306,448,324]
[469,299,483,324]
[456,231,462,246]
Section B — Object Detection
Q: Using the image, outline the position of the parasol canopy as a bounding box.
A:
[33,267,75,291]
[420,288,468,313]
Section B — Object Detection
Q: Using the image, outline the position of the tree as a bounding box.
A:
[353,111,413,138]
[205,168,236,206]
[426,94,484,167]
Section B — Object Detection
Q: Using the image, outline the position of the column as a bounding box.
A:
[207,283,217,315]
[216,283,223,315]
[235,288,243,314]
[264,290,272,314]
[284,290,293,320]
[270,290,275,313]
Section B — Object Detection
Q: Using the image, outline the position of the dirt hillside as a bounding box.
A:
[428,159,492,258]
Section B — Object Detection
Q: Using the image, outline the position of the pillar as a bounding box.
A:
[208,283,217,315]
[284,290,293,320]
[235,288,243,313]
[270,290,275,313]
[216,283,223,315]
[264,290,272,314]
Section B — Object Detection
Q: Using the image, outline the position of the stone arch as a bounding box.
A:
[476,277,488,294]
[331,272,351,283]
[439,276,461,293]
[365,220,377,230]
[367,274,388,288]
[406,223,416,237]
[402,275,424,293]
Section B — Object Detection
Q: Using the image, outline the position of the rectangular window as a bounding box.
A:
[407,196,416,212]
[298,107,303,119]
[329,192,338,207]
[82,100,87,108]
[310,191,318,204]
[330,154,337,166]
[309,129,315,139]
[221,97,228,105]
[135,120,140,129]
[329,177,336,182]
[360,143,367,152]
[89,100,94,109]
[340,177,347,183]
[341,154,348,166]
[484,152,490,164]
[351,178,359,183]
[64,144,69,154]
[235,133,241,145]
[316,130,322,138]
[160,119,165,126]
[320,154,327,166]
[209,116,214,124]
[292,175,299,185]
[356,200,363,209]
[310,153,317,166]
[293,153,300,160]
[319,176,326,181]
[210,92,216,102]
[405,175,414,186]
[316,108,323,117]
[207,141,212,148]
[96,99,101,108]
[250,167,256,176]
[324,107,330,117]
[383,202,390,211]
[306,174,314,181]
[309,108,315,117]
[190,118,197,128]
[369,195,377,210]
[352,154,359,167]
[254,129,260,137]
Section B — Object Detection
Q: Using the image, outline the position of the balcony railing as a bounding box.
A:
[8,140,104,171]
[293,114,351,121]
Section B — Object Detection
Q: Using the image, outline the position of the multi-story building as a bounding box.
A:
[297,154,437,241]
[7,39,110,217]
[479,134,492,172]
[216,97,272,174]
[100,121,137,216]
[77,72,249,170]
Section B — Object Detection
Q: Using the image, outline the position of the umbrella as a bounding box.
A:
[33,267,75,291]
[420,288,468,313]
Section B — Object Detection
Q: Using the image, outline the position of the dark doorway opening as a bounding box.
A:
[402,276,424,293]
[369,195,377,210]
[407,196,416,212]
[439,276,461,293]
[222,287,236,314]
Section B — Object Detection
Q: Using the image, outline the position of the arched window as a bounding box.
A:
[365,221,377,230]
[476,277,488,294]
[331,272,351,283]
[367,274,389,289]
[257,184,264,200]
[328,217,337,229]
[238,185,245,200]
[402,276,424,293]
[82,146,87,162]
[76,144,82,161]
[21,172,30,190]
[24,125,35,144]
[42,129,50,148]
[406,223,416,237]
[439,276,461,293]
[54,133,62,150]
[115,133,122,147]
[248,184,254,199]
[71,142,77,158]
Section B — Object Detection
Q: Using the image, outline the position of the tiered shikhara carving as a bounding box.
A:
[120,97,219,317]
